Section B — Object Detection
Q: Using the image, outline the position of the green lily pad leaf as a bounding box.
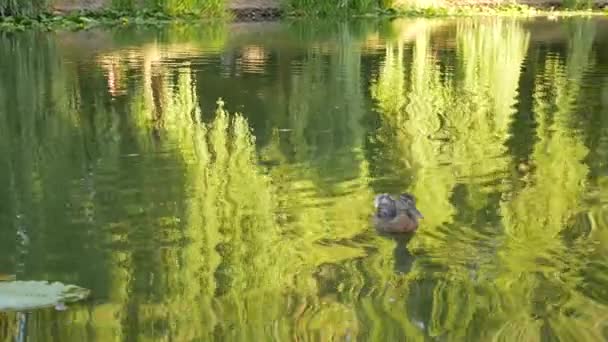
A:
[0,281,91,312]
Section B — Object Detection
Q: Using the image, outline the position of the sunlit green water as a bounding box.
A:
[1,17,608,341]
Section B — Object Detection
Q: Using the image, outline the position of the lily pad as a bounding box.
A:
[0,280,90,312]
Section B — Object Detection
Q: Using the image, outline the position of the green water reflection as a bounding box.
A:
[1,17,608,341]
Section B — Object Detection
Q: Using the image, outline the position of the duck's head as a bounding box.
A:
[398,193,424,221]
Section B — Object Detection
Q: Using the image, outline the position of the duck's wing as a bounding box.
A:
[374,194,397,219]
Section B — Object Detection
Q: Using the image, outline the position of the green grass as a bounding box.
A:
[0,8,230,32]
[284,0,381,17]
[0,0,227,31]
[112,0,225,17]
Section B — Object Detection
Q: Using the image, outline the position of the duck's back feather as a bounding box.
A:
[374,194,397,219]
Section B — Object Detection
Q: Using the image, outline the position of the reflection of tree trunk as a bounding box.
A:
[151,67,164,139]
[278,50,293,122]
[507,44,539,163]
[0,102,17,276]
[220,50,235,76]
[17,312,28,342]
[10,164,28,279]
[602,76,608,107]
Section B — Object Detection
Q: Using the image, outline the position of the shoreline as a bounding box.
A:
[1,4,607,32]
[232,7,283,21]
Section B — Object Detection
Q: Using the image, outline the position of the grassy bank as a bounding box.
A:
[1,0,226,31]
[1,2,607,32]
[110,0,225,17]
[0,8,230,32]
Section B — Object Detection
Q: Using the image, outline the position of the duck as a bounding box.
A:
[372,193,423,233]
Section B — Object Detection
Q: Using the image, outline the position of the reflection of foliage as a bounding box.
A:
[0,32,87,279]
[145,73,285,338]
[2,16,608,342]
[370,16,597,340]
[276,22,367,186]
[370,17,606,341]
[371,18,530,244]
[494,20,600,339]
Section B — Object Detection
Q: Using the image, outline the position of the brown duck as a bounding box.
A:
[372,193,423,233]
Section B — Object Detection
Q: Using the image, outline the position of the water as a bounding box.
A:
[1,17,608,341]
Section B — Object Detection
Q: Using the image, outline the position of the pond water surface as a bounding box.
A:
[1,17,608,341]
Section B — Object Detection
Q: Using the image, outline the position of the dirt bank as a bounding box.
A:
[52,0,106,11]
[230,0,282,21]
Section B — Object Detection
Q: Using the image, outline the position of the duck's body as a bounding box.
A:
[372,193,423,233]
